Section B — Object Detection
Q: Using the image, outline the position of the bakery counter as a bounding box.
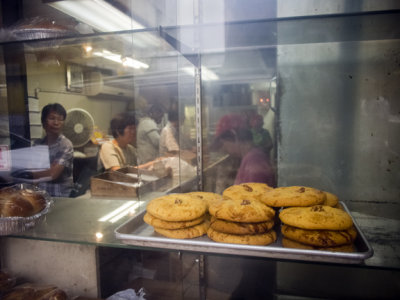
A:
[3,194,162,247]
[1,196,400,299]
[0,195,160,298]
[0,196,399,269]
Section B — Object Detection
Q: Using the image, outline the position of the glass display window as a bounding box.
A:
[0,1,398,207]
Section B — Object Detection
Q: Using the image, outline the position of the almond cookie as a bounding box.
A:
[262,186,326,207]
[281,224,357,247]
[322,191,339,207]
[210,216,274,235]
[209,198,275,223]
[207,227,277,245]
[147,194,207,222]
[282,237,355,252]
[279,205,353,230]
[153,220,209,239]
[184,191,223,209]
[222,183,273,204]
[144,212,206,230]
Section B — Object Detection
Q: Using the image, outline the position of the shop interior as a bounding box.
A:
[0,1,399,299]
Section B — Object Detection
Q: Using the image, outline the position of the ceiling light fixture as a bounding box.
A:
[93,49,149,69]
[48,0,159,48]
[48,0,144,32]
[83,45,93,53]
[183,66,219,81]
[122,57,149,69]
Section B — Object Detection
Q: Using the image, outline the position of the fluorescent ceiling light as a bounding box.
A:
[122,57,149,69]
[49,0,144,32]
[183,66,219,81]
[48,0,159,47]
[93,49,149,69]
[93,50,121,63]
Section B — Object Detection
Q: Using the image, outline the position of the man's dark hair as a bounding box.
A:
[110,113,137,138]
[41,103,67,125]
[167,110,179,122]
[148,104,164,116]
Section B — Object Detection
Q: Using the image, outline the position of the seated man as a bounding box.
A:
[13,103,74,197]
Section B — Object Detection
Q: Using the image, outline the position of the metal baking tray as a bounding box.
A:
[115,202,373,264]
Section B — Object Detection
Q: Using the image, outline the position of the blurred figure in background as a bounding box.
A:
[159,109,196,163]
[136,104,164,164]
[249,113,273,157]
[211,113,246,192]
[155,109,196,183]
[211,113,276,191]
[99,113,137,171]
[159,110,180,157]
[218,127,275,187]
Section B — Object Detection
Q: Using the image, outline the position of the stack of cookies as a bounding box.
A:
[279,205,357,252]
[145,194,209,239]
[322,191,340,208]
[183,191,223,210]
[143,184,353,252]
[207,198,277,246]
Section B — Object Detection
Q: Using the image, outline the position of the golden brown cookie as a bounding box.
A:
[144,212,206,230]
[184,191,223,209]
[281,224,357,247]
[322,191,339,207]
[279,205,353,230]
[207,227,277,245]
[153,221,209,239]
[262,186,326,207]
[210,216,274,235]
[222,183,273,204]
[209,198,275,223]
[335,202,345,210]
[282,237,355,252]
[147,194,207,222]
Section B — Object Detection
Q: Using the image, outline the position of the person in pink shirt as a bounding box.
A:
[218,127,276,187]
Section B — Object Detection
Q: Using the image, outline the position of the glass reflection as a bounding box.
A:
[98,201,140,223]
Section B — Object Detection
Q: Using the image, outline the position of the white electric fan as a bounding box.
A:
[63,108,94,148]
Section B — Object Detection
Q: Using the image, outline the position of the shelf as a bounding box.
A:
[4,196,400,270]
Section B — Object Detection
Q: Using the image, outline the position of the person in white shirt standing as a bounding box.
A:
[159,110,180,157]
[136,104,164,164]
